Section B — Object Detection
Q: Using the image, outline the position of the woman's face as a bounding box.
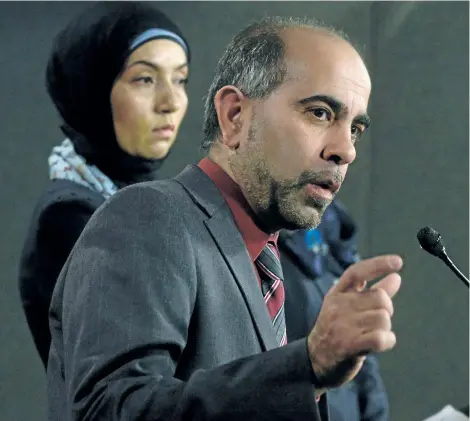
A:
[111,39,189,159]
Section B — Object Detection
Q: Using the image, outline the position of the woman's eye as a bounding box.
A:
[134,76,154,85]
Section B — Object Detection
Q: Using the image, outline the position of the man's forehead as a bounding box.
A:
[281,45,371,113]
[280,67,371,113]
[281,28,370,86]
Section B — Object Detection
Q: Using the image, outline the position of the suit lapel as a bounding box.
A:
[175,165,278,352]
[205,210,279,352]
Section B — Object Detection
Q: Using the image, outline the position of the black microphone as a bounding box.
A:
[417,226,469,288]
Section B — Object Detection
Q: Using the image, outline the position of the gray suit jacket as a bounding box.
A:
[47,165,329,421]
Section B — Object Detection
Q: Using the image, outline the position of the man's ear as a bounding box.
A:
[213,85,248,149]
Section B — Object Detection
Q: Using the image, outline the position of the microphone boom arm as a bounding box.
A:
[441,251,470,288]
[417,226,469,289]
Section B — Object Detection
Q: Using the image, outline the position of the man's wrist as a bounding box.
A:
[306,337,328,392]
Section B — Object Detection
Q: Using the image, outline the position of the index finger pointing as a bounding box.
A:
[331,255,403,294]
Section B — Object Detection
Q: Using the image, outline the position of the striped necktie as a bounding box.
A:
[255,242,287,346]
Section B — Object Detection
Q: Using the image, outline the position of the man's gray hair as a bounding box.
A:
[201,16,351,152]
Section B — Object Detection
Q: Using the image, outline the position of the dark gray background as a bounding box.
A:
[0,2,468,420]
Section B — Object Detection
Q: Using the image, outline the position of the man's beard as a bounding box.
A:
[230,123,343,233]
[255,168,341,232]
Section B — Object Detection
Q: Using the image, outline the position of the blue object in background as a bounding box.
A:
[304,228,329,256]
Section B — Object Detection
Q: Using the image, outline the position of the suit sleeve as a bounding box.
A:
[19,196,98,367]
[55,183,324,421]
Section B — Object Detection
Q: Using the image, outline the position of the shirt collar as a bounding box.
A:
[198,157,278,261]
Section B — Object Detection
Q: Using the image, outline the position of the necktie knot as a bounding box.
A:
[256,242,284,281]
[255,241,287,346]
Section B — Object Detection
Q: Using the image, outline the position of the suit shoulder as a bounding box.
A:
[91,179,198,230]
[106,179,194,212]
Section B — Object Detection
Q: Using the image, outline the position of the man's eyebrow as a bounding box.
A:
[298,94,371,128]
[299,94,345,114]
[354,114,371,129]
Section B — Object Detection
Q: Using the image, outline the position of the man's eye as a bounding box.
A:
[309,108,331,121]
[351,125,364,140]
[174,77,189,86]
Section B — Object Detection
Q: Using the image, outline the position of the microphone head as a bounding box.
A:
[417,226,446,257]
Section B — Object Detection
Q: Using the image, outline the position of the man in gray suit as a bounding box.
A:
[47,16,403,421]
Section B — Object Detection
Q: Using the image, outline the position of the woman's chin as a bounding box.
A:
[142,140,174,160]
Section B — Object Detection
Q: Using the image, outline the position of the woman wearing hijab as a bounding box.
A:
[18,2,191,368]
